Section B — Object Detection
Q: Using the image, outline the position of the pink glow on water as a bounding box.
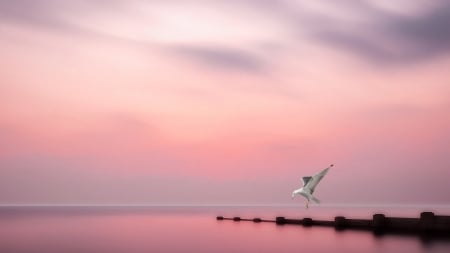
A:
[1,207,449,253]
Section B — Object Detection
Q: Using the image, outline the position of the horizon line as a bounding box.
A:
[1,203,450,208]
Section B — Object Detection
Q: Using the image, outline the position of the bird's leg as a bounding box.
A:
[306,200,310,209]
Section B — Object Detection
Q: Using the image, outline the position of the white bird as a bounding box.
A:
[292,164,333,208]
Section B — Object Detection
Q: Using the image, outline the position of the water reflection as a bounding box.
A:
[0,206,449,253]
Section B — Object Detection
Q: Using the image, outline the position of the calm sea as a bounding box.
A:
[1,205,449,253]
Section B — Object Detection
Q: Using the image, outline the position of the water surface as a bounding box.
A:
[1,206,449,253]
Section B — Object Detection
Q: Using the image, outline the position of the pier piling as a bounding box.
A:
[217,212,450,236]
[334,216,347,229]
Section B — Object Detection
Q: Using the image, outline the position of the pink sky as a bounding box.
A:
[1,0,450,205]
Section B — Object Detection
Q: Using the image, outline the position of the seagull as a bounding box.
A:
[292,164,333,208]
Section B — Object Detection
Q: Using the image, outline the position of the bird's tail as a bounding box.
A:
[311,196,320,204]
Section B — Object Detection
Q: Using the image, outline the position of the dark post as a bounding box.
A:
[302,218,313,226]
[253,218,262,223]
[334,216,347,230]
[373,214,386,233]
[420,212,435,232]
[275,217,286,225]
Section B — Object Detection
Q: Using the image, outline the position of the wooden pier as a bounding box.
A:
[216,212,450,236]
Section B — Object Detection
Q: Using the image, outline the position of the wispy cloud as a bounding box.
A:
[0,0,276,73]
[171,46,265,72]
[3,0,450,67]
[311,2,450,64]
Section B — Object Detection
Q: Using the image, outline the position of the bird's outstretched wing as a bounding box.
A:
[302,177,312,187]
[306,165,332,194]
